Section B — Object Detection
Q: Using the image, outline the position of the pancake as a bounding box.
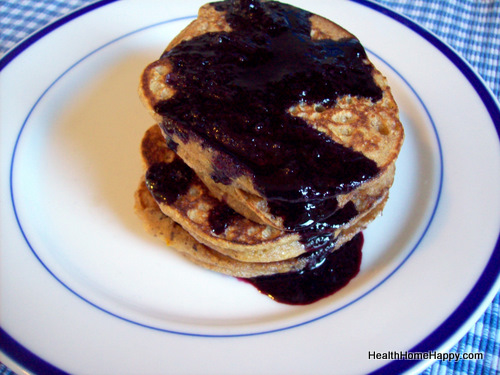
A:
[138,0,404,232]
[135,176,388,278]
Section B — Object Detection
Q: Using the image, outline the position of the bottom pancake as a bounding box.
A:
[134,179,388,278]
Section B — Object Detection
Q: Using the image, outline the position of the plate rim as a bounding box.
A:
[0,0,499,374]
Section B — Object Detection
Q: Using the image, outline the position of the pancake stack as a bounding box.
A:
[135,1,404,284]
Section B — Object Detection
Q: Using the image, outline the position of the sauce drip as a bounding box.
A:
[242,233,363,305]
[155,0,381,229]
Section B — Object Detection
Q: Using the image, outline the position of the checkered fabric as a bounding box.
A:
[424,293,499,375]
[0,365,11,375]
[0,0,87,54]
[375,0,500,108]
[0,1,499,374]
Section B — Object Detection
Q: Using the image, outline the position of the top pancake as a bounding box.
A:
[138,0,404,229]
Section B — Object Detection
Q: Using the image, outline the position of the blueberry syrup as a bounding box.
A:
[208,202,240,235]
[241,233,363,305]
[145,158,194,205]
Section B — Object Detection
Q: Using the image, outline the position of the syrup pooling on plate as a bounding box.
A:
[243,233,363,305]
[155,0,381,230]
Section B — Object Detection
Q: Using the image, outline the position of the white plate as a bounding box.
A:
[1,1,499,374]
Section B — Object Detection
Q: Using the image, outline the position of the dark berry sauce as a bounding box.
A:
[145,158,194,204]
[242,233,363,305]
[208,203,239,234]
[155,0,381,229]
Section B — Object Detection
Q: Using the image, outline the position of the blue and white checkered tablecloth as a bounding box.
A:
[1,0,499,374]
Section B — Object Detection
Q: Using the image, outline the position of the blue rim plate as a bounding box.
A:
[1,1,499,374]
